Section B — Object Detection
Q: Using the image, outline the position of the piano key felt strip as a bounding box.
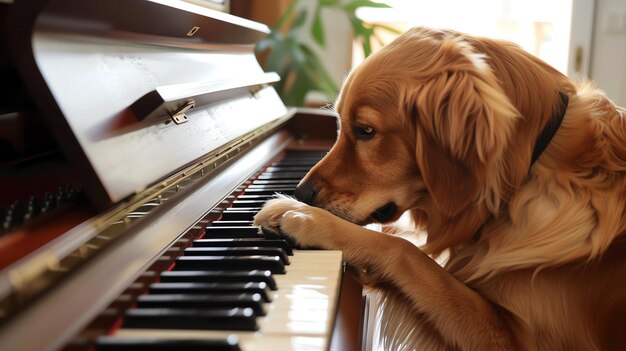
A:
[74,151,332,351]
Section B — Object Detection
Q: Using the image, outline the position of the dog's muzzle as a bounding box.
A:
[371,202,397,222]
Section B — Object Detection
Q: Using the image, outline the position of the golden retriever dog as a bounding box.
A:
[254,27,626,350]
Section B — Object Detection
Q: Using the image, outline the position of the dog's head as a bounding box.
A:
[295,27,570,253]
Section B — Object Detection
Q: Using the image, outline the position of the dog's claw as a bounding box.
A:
[261,224,299,248]
[281,233,299,249]
[260,225,281,239]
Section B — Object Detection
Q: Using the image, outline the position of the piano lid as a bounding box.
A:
[6,0,289,209]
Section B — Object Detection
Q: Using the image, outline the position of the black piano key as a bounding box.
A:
[282,152,324,158]
[193,238,293,255]
[174,256,286,274]
[245,184,296,194]
[247,183,298,188]
[243,188,294,196]
[277,159,322,164]
[235,195,275,201]
[282,150,324,156]
[256,172,307,180]
[96,336,241,351]
[149,282,272,302]
[123,307,257,331]
[223,207,261,211]
[224,207,262,211]
[251,179,300,186]
[231,200,267,208]
[264,166,313,172]
[137,293,267,315]
[159,270,277,290]
[271,161,320,167]
[184,246,289,265]
[211,220,254,227]
[204,226,262,238]
[276,153,322,159]
[219,211,257,221]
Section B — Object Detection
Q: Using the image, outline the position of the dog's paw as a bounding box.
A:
[252,197,306,235]
[254,198,335,249]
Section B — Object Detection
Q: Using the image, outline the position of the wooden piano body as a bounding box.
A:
[0,1,365,350]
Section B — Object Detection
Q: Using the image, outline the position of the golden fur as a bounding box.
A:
[255,27,626,350]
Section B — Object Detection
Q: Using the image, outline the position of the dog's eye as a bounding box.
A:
[353,124,376,140]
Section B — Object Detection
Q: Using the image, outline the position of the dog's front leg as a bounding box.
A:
[255,198,519,351]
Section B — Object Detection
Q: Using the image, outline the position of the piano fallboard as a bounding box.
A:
[7,0,286,209]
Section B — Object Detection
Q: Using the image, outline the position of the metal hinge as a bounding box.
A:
[171,99,195,124]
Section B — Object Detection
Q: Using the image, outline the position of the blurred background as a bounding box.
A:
[214,0,625,108]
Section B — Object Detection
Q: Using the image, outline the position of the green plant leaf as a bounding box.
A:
[342,0,391,12]
[282,72,313,106]
[254,39,272,54]
[349,16,372,34]
[299,44,338,94]
[319,0,340,6]
[264,35,293,73]
[348,15,378,57]
[290,39,308,65]
[372,23,402,34]
[258,0,397,106]
[362,38,372,57]
[311,5,325,46]
[291,8,308,29]
[254,33,279,54]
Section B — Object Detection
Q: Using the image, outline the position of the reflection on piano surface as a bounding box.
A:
[0,1,364,350]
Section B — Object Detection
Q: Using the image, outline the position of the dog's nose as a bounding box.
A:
[294,181,317,205]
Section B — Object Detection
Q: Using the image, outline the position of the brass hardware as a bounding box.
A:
[171,99,195,124]
[9,254,59,291]
[186,26,200,36]
[250,84,264,98]
[75,245,92,258]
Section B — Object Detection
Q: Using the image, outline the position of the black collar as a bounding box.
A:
[530,92,569,165]
[471,92,569,243]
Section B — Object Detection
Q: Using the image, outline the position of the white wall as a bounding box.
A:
[590,0,626,106]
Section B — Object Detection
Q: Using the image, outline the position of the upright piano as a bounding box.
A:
[0,1,365,350]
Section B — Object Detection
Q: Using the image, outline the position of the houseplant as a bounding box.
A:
[255,0,399,106]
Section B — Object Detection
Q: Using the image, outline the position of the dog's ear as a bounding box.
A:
[408,37,518,218]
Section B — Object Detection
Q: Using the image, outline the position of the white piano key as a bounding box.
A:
[266,298,334,313]
[110,250,344,350]
[258,319,329,335]
[114,330,327,351]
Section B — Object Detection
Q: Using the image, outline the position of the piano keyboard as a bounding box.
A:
[94,151,344,351]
